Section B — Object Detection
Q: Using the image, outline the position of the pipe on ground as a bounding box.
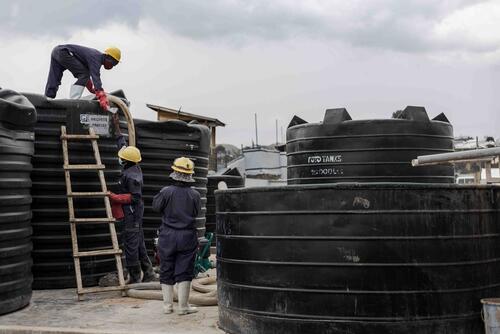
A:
[125,277,217,306]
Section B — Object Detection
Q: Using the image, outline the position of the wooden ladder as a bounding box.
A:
[60,125,126,300]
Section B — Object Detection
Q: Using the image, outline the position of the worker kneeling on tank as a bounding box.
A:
[153,157,201,315]
[44,44,120,108]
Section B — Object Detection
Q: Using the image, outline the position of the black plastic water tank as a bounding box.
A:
[135,119,210,254]
[216,184,500,334]
[287,107,454,184]
[0,89,36,314]
[206,168,244,246]
[23,93,126,289]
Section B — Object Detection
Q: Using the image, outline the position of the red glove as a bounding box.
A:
[86,80,95,94]
[111,203,124,220]
[109,192,132,204]
[95,90,109,111]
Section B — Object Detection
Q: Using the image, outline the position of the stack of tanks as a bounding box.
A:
[24,93,128,289]
[216,106,500,334]
[23,92,210,289]
[0,89,36,314]
[134,118,210,254]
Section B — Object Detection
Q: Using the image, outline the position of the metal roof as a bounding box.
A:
[147,104,225,127]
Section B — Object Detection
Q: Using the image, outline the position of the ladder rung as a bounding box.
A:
[78,285,125,295]
[64,164,105,170]
[70,217,116,224]
[68,191,109,197]
[61,134,100,140]
[75,249,122,257]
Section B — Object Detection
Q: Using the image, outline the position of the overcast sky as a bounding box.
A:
[1,0,499,145]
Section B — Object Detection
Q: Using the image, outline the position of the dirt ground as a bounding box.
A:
[0,288,224,334]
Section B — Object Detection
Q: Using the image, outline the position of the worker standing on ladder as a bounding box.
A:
[108,115,156,283]
[153,157,201,315]
[44,44,120,108]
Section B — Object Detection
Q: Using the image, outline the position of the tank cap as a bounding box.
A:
[393,106,429,121]
[217,181,228,190]
[275,143,286,152]
[432,112,450,123]
[323,108,352,124]
[222,168,242,177]
[0,89,37,127]
[287,115,308,128]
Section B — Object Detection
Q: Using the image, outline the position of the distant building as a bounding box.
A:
[454,136,496,151]
[148,104,225,170]
[221,145,287,187]
[453,135,498,184]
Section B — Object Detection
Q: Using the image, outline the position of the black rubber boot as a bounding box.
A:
[127,265,142,284]
[140,258,157,282]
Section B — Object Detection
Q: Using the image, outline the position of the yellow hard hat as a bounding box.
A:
[118,146,141,163]
[171,157,195,174]
[105,46,121,62]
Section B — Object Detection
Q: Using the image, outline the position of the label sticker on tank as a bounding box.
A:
[80,114,109,136]
[307,154,343,164]
[310,167,344,176]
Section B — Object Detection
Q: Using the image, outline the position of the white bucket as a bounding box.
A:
[482,298,500,334]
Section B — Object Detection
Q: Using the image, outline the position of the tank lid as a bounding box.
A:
[392,106,430,121]
[275,143,286,152]
[287,115,307,128]
[432,112,450,123]
[323,108,352,124]
[0,89,36,128]
[222,168,242,177]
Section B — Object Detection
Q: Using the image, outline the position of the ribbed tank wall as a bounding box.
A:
[286,107,454,184]
[24,93,126,289]
[216,184,500,334]
[206,170,244,246]
[0,89,36,314]
[135,119,210,254]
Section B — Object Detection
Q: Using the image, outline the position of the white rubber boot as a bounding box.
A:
[69,84,84,99]
[177,281,198,315]
[161,284,174,314]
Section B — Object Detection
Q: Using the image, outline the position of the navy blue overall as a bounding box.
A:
[45,44,104,98]
[116,136,149,267]
[152,184,201,285]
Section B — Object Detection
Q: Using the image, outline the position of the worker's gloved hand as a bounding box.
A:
[95,90,109,111]
[108,192,132,204]
[86,80,95,94]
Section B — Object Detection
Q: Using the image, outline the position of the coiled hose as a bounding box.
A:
[125,276,217,306]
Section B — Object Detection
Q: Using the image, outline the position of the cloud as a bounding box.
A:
[433,1,500,52]
[0,1,498,146]
[0,0,141,36]
[1,0,499,57]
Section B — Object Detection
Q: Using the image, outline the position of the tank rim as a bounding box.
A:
[215,182,500,194]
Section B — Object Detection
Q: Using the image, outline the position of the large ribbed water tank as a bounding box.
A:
[23,93,126,289]
[216,184,500,334]
[287,107,454,184]
[135,119,210,254]
[0,89,36,314]
[206,168,244,246]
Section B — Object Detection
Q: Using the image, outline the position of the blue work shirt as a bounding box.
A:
[59,44,105,91]
[152,184,201,230]
[117,135,144,229]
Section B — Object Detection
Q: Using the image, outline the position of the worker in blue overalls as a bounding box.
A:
[44,44,120,108]
[153,157,201,315]
[108,115,155,283]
